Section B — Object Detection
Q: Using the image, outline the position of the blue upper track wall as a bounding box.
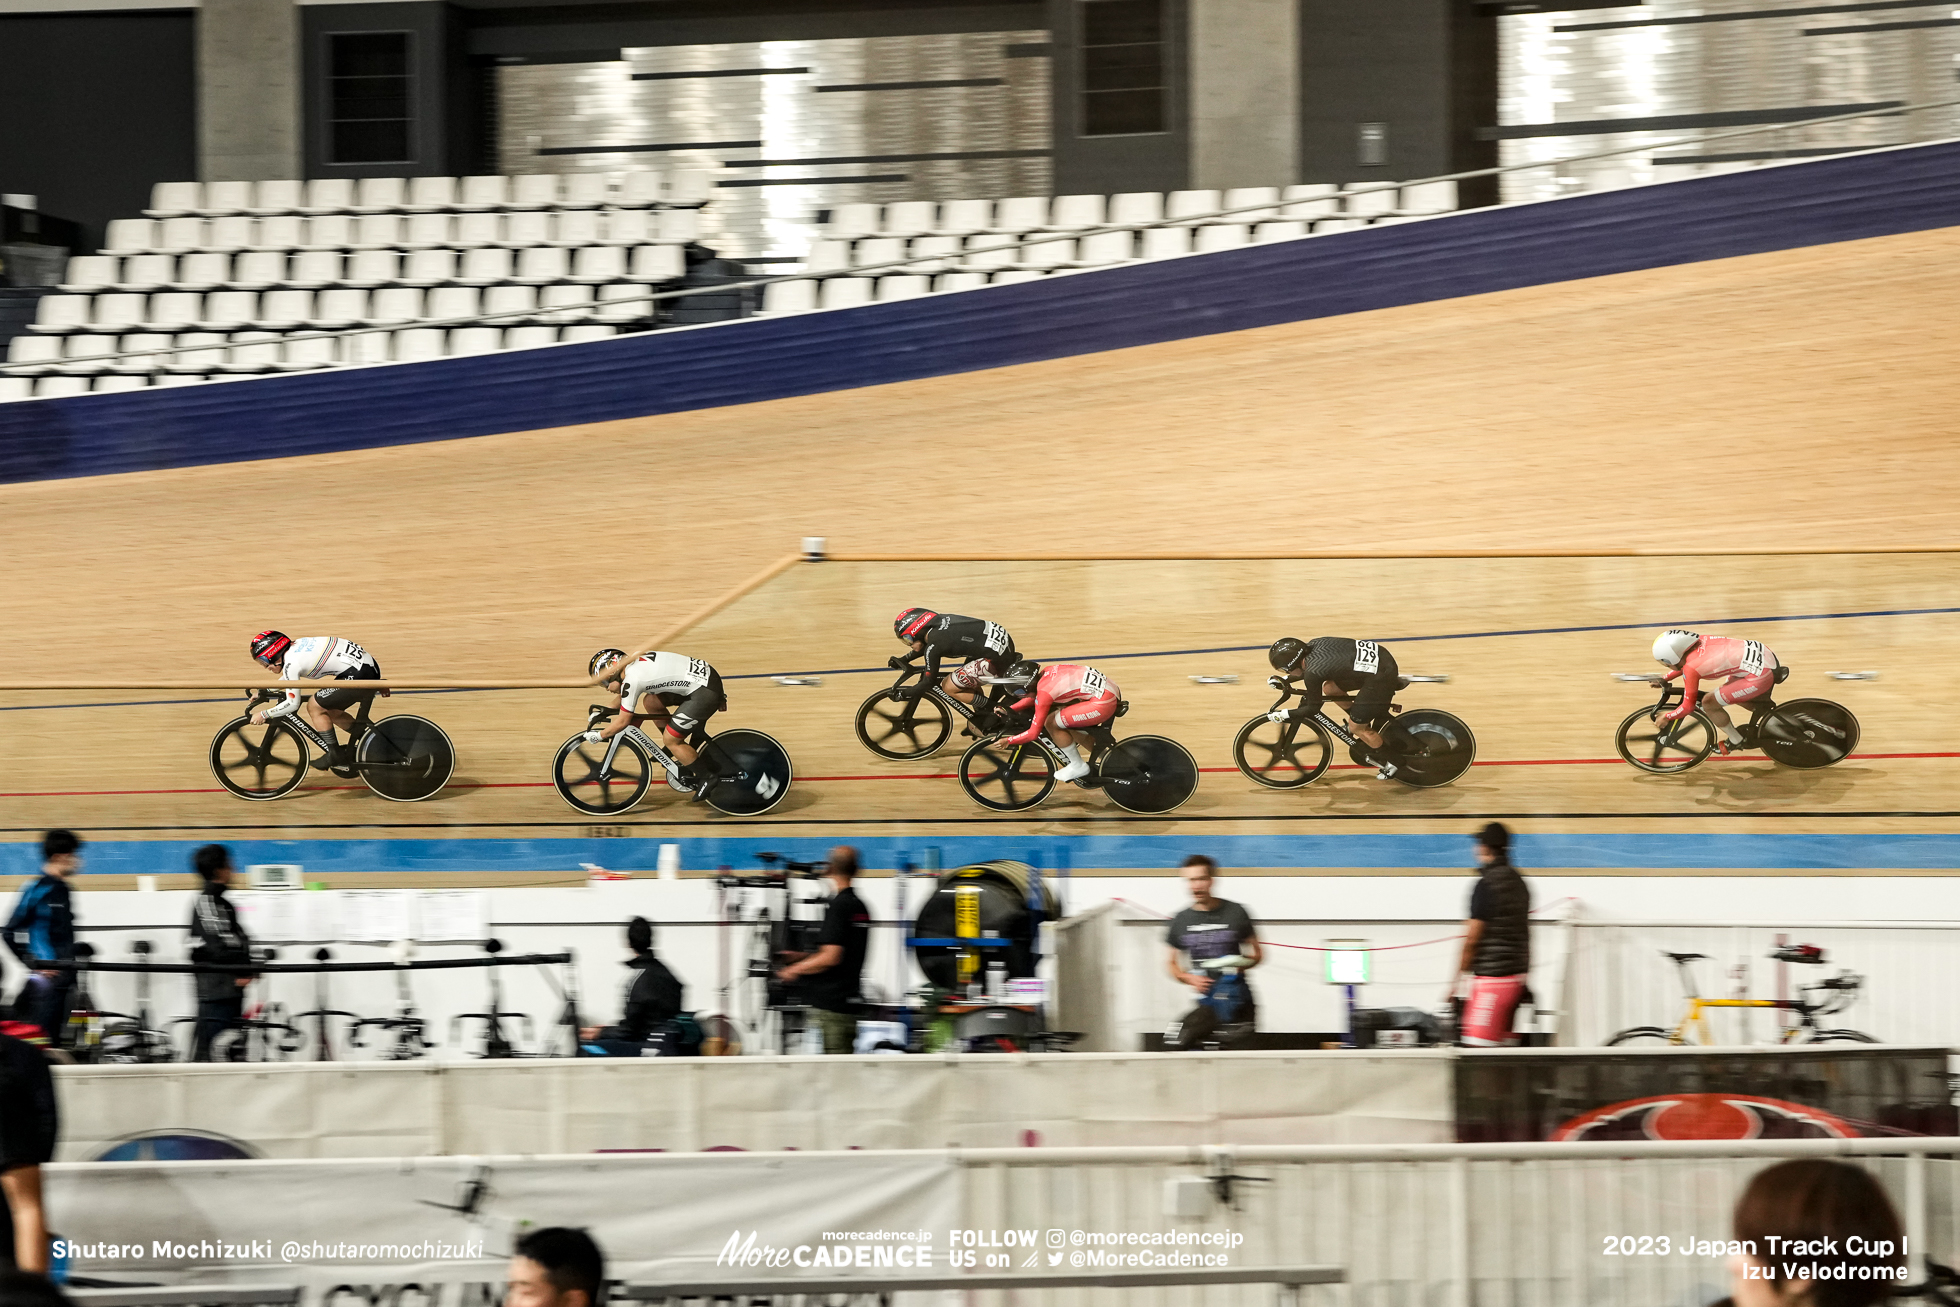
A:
[4,142,1958,484]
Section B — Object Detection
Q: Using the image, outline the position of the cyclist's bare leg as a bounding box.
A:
[642,710,698,767]
[300,699,356,739]
[1700,692,1744,746]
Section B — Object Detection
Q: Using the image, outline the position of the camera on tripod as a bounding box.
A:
[715,850,827,891]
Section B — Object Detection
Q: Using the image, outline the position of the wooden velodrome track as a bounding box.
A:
[2,226,1958,883]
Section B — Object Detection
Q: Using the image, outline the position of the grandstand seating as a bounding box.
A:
[1,170,1458,397]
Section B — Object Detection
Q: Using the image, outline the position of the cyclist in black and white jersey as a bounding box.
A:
[247,631,384,771]
[1266,636,1405,776]
[891,608,1018,724]
[587,649,727,795]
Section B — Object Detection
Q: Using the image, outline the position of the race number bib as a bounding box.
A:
[983,621,1009,655]
[1353,640,1380,674]
[1081,669,1108,697]
[688,657,710,682]
[1739,641,1766,676]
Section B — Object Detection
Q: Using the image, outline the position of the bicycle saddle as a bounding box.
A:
[1663,951,1708,963]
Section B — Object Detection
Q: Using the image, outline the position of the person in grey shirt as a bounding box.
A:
[1163,855,1263,1049]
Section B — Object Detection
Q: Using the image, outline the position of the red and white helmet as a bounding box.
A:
[894,608,938,642]
[250,630,292,667]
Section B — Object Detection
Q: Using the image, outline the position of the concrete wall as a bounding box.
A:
[1188,0,1298,190]
[197,0,301,182]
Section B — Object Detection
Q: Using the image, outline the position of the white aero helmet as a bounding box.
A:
[1652,629,1700,666]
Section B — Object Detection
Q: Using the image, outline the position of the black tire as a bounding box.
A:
[696,728,794,816]
[1100,735,1199,814]
[1232,715,1332,788]
[957,738,1056,812]
[356,715,455,802]
[1384,709,1476,788]
[1606,1026,1676,1047]
[552,731,653,816]
[1756,699,1860,770]
[1615,705,1714,774]
[854,685,953,760]
[1805,1028,1880,1044]
[210,716,310,800]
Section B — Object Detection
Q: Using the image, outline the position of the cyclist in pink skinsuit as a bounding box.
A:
[999,660,1121,784]
[1651,629,1779,755]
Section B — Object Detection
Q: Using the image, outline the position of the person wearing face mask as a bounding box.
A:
[579,917,690,1056]
[1713,1158,1906,1307]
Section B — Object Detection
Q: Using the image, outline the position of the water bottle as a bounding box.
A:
[986,960,1005,1000]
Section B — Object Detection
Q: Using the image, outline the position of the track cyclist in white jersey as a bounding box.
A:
[587,649,728,799]
[247,630,385,775]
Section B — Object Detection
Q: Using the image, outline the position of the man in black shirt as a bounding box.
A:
[0,1029,57,1272]
[776,846,870,1054]
[2,831,81,1048]
[580,916,686,1056]
[187,845,254,1062]
[1451,823,1532,1046]
[1162,855,1263,1050]
[1267,636,1404,776]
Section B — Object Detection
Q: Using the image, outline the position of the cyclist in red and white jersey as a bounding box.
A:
[247,631,384,769]
[997,660,1120,784]
[586,649,726,796]
[1651,629,1779,754]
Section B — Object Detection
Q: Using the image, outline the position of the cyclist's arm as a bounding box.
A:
[1002,689,1053,745]
[261,689,301,720]
[593,689,633,740]
[1663,666,1703,719]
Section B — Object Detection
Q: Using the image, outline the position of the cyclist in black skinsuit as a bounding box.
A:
[1266,636,1406,777]
[891,608,1019,727]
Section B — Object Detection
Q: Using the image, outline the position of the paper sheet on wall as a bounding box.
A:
[418,890,487,943]
[339,889,416,942]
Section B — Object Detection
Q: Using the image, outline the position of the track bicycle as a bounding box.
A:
[1613,674,1859,774]
[854,656,1019,760]
[1607,945,1876,1046]
[551,704,794,816]
[954,683,1198,813]
[1233,674,1475,789]
[210,690,455,802]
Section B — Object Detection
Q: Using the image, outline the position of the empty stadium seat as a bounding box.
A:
[200,181,254,216]
[250,180,305,215]
[1223,187,1281,222]
[991,269,1047,285]
[314,288,369,326]
[503,210,552,247]
[667,169,715,206]
[806,241,851,274]
[283,334,338,370]
[1019,237,1075,270]
[175,252,230,290]
[426,285,480,321]
[601,209,652,245]
[906,235,963,273]
[5,335,62,373]
[117,255,174,291]
[255,289,314,329]
[112,332,172,373]
[1110,192,1165,225]
[828,204,881,241]
[34,376,90,398]
[393,328,446,362]
[93,374,149,393]
[302,215,354,250]
[853,237,906,269]
[455,212,502,247]
[628,245,684,280]
[226,332,283,372]
[205,215,255,250]
[301,179,355,214]
[991,196,1047,231]
[104,219,155,254]
[1344,185,1399,217]
[162,332,227,372]
[1076,230,1134,266]
[353,178,407,214]
[563,174,611,208]
[152,373,208,387]
[482,284,537,321]
[369,286,424,325]
[231,250,287,289]
[285,250,342,288]
[61,334,119,374]
[655,208,699,243]
[883,200,937,237]
[254,215,306,249]
[936,199,992,235]
[819,278,872,310]
[341,329,391,365]
[615,172,662,207]
[505,325,559,349]
[197,291,257,330]
[935,271,989,292]
[457,176,508,210]
[91,294,147,331]
[30,295,90,333]
[1194,224,1250,253]
[344,250,401,286]
[595,283,653,321]
[760,280,816,314]
[401,249,459,287]
[508,175,559,208]
[1139,227,1190,259]
[59,256,118,292]
[1400,180,1458,214]
[875,275,930,302]
[146,182,201,217]
[147,293,203,330]
[1281,184,1340,219]
[1047,195,1104,230]
[402,213,453,248]
[0,376,32,401]
[561,323,618,343]
[962,236,1019,272]
[553,210,602,247]
[1316,217,1366,234]
[350,215,402,250]
[157,217,205,253]
[457,247,514,285]
[538,283,595,322]
[569,246,626,283]
[405,176,457,211]
[449,326,504,354]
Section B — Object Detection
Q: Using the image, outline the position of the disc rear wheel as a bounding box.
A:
[1756,699,1859,769]
[1099,735,1199,813]
[356,715,455,802]
[696,728,794,815]
[1384,709,1476,788]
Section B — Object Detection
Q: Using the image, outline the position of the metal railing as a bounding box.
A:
[620,1265,1343,1305]
[6,96,1957,378]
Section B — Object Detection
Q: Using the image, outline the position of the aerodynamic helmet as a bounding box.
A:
[894,607,938,642]
[1004,658,1041,688]
[590,648,628,682]
[1268,637,1307,673]
[1651,630,1700,667]
[250,630,292,668]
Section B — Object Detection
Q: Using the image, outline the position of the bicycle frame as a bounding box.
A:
[592,722,685,780]
[1264,681,1372,748]
[248,688,372,757]
[1659,956,1854,1045]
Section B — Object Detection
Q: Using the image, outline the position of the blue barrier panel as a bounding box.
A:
[4,141,1959,484]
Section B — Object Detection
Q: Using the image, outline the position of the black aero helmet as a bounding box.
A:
[895,607,938,642]
[251,630,292,668]
[1006,658,1041,688]
[1268,637,1307,672]
[590,648,627,681]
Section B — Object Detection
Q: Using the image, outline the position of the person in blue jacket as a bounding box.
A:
[3,832,81,1047]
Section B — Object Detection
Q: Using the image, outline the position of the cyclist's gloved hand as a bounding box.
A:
[1266,708,1299,724]
[1660,705,1693,723]
[582,730,606,743]
[1267,675,1289,691]
[887,655,907,670]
